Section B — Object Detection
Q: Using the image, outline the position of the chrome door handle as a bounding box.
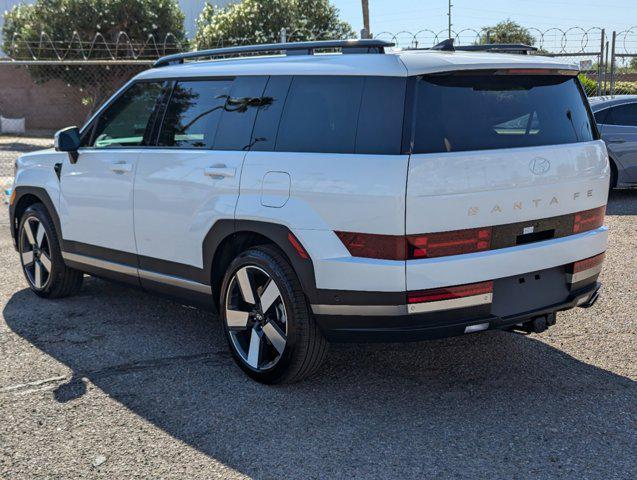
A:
[204,166,236,179]
[110,161,133,173]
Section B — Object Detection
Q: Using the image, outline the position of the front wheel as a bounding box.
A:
[220,245,328,384]
[18,203,83,298]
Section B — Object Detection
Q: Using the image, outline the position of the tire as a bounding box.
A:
[17,203,83,298]
[220,245,328,384]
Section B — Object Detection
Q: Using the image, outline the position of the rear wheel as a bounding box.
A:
[18,203,83,298]
[220,245,328,384]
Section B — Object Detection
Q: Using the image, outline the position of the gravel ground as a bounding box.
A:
[1,136,636,479]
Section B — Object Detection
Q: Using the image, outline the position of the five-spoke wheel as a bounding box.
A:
[221,246,328,384]
[20,216,52,290]
[225,265,288,370]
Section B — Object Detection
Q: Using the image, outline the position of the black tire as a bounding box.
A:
[220,245,328,384]
[18,203,83,298]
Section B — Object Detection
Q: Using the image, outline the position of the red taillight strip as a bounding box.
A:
[407,281,493,314]
[573,206,606,234]
[568,252,605,283]
[336,207,606,261]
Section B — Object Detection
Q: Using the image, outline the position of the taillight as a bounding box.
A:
[407,281,493,305]
[573,206,605,233]
[406,227,492,259]
[335,231,405,261]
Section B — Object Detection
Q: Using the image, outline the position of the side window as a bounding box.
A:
[593,109,609,125]
[89,82,164,148]
[276,76,365,154]
[214,76,268,151]
[251,76,293,152]
[356,77,406,154]
[605,103,637,127]
[158,79,232,148]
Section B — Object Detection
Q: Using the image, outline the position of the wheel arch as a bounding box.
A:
[10,187,62,251]
[204,220,318,310]
[608,154,619,188]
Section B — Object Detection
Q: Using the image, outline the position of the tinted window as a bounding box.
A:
[90,82,163,148]
[411,75,595,154]
[594,108,609,125]
[356,77,406,154]
[158,79,232,148]
[606,103,637,127]
[276,76,364,154]
[214,76,268,150]
[251,76,292,152]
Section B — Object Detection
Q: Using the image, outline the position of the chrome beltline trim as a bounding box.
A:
[62,251,138,276]
[62,251,211,294]
[311,292,493,316]
[138,269,211,294]
[567,264,603,283]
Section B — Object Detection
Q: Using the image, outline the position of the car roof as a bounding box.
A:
[588,95,637,111]
[135,49,578,81]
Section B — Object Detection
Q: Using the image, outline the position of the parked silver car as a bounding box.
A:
[589,95,637,189]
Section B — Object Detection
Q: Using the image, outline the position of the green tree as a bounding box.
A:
[2,0,186,115]
[481,19,535,45]
[194,0,355,49]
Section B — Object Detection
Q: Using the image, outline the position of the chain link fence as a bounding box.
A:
[1,27,636,134]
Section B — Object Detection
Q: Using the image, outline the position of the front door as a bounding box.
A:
[59,81,165,257]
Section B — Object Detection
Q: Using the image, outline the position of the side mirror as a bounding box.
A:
[54,126,81,163]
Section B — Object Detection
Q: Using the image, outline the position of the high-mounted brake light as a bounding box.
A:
[494,68,578,76]
[573,206,606,234]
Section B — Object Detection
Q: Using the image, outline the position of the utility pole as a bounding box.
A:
[448,0,453,39]
[361,0,370,39]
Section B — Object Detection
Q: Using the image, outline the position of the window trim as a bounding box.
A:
[80,79,169,150]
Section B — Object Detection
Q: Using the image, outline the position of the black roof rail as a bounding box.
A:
[154,39,395,68]
[427,38,537,55]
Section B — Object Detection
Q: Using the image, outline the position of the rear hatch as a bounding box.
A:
[405,71,609,290]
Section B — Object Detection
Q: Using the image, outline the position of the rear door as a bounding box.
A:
[133,76,267,284]
[405,72,608,290]
[601,102,637,182]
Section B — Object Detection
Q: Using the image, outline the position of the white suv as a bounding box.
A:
[9,40,609,383]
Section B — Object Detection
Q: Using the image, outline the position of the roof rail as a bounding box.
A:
[154,39,395,68]
[428,38,537,55]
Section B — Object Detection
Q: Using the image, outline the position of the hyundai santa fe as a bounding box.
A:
[9,39,609,383]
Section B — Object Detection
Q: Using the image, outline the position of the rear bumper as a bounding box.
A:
[313,265,601,342]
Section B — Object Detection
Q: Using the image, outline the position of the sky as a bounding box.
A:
[331,0,637,36]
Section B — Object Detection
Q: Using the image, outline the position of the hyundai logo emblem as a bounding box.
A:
[530,157,551,175]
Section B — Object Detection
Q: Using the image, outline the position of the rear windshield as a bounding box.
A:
[411,74,595,154]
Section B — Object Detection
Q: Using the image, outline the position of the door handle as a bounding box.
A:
[607,137,626,144]
[204,166,236,179]
[110,161,133,174]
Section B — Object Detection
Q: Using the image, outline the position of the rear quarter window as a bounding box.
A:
[411,74,595,154]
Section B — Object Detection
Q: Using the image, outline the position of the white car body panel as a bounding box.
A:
[59,149,139,253]
[133,149,244,268]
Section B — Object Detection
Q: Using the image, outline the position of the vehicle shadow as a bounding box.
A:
[607,188,637,215]
[3,278,636,479]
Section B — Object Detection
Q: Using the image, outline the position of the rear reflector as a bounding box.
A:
[287,232,309,259]
[407,281,493,304]
[573,206,606,234]
[407,281,494,313]
[568,252,605,283]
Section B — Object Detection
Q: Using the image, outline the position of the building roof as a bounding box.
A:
[136,48,579,81]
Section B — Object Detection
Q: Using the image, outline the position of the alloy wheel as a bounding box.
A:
[225,265,288,371]
[20,217,52,290]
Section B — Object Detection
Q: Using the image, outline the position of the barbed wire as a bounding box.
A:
[1,26,637,62]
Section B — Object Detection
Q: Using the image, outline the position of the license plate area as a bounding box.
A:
[491,266,569,317]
